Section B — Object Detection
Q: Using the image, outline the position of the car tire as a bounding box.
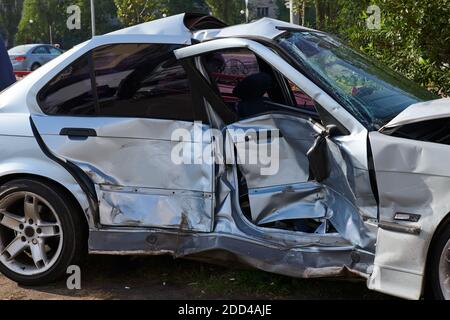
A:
[429,222,450,300]
[30,63,41,71]
[0,179,86,286]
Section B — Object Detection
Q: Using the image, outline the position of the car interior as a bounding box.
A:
[200,48,338,234]
[201,48,319,121]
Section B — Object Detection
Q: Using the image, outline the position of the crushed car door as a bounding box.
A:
[31,41,215,232]
[175,38,377,249]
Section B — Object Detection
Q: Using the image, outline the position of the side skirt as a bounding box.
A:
[89,229,374,279]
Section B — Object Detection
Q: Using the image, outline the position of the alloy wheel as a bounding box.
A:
[0,192,63,276]
[438,238,450,299]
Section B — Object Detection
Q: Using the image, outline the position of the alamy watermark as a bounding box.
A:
[66,5,81,30]
[366,5,381,30]
[171,122,280,176]
[63,4,379,32]
[66,265,81,290]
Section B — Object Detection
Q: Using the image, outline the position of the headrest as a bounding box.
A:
[233,73,272,99]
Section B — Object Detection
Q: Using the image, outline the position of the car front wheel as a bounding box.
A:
[0,179,86,286]
[430,222,450,299]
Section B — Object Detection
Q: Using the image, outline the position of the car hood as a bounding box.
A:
[382,98,450,129]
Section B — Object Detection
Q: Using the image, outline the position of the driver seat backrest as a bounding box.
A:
[233,72,273,118]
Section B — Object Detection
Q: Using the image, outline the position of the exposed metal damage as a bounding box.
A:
[82,111,377,279]
[226,114,376,249]
[98,185,213,231]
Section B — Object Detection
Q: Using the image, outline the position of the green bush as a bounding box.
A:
[322,0,450,96]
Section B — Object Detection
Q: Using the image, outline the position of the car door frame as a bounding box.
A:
[174,38,379,223]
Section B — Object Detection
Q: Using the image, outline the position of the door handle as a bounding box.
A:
[60,128,97,138]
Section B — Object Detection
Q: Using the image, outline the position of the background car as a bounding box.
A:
[8,44,63,72]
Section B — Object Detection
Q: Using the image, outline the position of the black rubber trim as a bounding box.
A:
[275,26,324,33]
[179,58,210,123]
[179,58,238,125]
[378,221,421,235]
[87,51,100,114]
[366,135,380,220]
[30,117,100,225]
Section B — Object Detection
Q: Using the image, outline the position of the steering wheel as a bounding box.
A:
[225,59,249,75]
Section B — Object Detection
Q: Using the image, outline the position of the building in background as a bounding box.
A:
[249,0,280,19]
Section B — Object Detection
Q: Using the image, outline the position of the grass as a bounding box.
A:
[108,256,392,300]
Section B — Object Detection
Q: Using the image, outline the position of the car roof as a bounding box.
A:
[8,44,40,51]
[107,13,316,45]
[8,44,51,53]
[193,17,316,41]
[13,44,48,48]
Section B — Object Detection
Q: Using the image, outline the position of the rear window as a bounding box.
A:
[38,54,96,115]
[93,43,195,121]
[38,43,197,122]
[8,45,33,55]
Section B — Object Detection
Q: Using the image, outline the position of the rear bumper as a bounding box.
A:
[11,61,29,71]
[14,71,32,77]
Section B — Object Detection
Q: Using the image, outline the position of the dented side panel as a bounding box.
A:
[368,131,450,299]
[98,186,213,231]
[227,115,315,189]
[31,115,215,232]
[226,113,376,249]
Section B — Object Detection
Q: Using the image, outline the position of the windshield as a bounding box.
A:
[277,31,438,130]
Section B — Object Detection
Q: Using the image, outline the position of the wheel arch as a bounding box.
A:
[29,62,41,71]
[0,172,89,284]
[0,170,92,230]
[423,211,450,298]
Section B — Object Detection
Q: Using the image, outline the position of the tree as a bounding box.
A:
[300,0,307,25]
[76,0,120,36]
[16,0,60,45]
[114,0,166,26]
[316,0,449,96]
[16,0,119,48]
[164,0,208,16]
[0,0,24,47]
[114,0,208,26]
[205,0,244,25]
[286,0,449,95]
[290,0,316,27]
[314,0,323,29]
[276,0,289,21]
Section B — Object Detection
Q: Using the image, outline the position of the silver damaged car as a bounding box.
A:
[0,14,449,300]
